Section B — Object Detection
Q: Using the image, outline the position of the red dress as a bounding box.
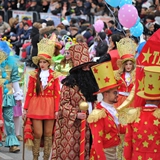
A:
[124,106,160,160]
[88,103,126,160]
[24,69,60,119]
[115,72,134,108]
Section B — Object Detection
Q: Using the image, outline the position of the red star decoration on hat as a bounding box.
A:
[104,76,110,83]
[93,68,98,74]
[148,84,154,90]
[98,78,100,81]
[106,65,108,68]
[149,75,152,78]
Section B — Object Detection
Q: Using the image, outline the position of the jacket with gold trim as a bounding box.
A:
[88,102,126,160]
[24,69,60,119]
[124,106,160,160]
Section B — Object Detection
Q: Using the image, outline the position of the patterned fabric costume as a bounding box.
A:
[52,85,90,160]
[51,43,97,160]
[123,66,160,160]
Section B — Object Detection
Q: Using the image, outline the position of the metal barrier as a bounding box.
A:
[7,10,40,23]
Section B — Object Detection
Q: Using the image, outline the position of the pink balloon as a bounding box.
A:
[118,4,138,28]
[94,20,104,33]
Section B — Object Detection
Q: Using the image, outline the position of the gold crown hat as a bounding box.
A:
[137,66,160,100]
[32,33,56,65]
[91,61,121,95]
[116,37,137,63]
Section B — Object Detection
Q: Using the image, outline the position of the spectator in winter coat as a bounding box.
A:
[27,0,42,12]
[95,32,108,57]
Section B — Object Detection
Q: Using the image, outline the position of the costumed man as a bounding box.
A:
[87,61,126,160]
[0,41,23,152]
[123,66,160,160]
[51,43,99,160]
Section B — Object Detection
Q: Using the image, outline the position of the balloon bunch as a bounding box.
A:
[104,0,144,37]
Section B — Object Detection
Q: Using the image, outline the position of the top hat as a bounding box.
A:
[68,43,96,73]
[91,61,121,95]
[116,37,137,63]
[32,33,56,65]
[137,66,160,100]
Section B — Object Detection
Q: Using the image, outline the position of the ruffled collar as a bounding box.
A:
[40,69,49,89]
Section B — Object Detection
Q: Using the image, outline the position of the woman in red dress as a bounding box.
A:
[114,37,137,110]
[23,34,60,160]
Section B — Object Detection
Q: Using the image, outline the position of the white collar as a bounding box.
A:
[40,69,49,89]
[145,104,158,108]
[101,101,119,126]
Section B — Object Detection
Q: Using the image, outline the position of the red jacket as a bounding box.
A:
[89,103,126,160]
[24,69,60,112]
[124,106,160,160]
[118,72,134,93]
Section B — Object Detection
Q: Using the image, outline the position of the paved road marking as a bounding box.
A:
[0,153,13,159]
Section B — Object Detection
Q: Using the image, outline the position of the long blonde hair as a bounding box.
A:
[118,60,135,75]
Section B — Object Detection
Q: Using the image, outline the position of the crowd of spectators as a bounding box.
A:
[0,0,159,68]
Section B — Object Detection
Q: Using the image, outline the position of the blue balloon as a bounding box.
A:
[105,0,121,7]
[133,17,140,27]
[119,0,132,8]
[130,22,144,37]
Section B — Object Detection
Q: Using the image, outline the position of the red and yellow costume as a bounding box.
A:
[23,69,60,119]
[88,61,126,160]
[124,106,160,160]
[124,66,160,160]
[115,71,135,108]
[88,103,126,160]
[114,38,137,110]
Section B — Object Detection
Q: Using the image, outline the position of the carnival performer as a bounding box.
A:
[114,38,137,109]
[0,64,4,146]
[23,34,60,160]
[0,41,23,152]
[124,66,160,160]
[88,61,126,160]
[51,43,98,160]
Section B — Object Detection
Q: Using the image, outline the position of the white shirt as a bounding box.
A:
[101,101,119,126]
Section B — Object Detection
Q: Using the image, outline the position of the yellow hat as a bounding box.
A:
[32,33,56,65]
[137,66,160,100]
[116,37,137,63]
[91,61,120,95]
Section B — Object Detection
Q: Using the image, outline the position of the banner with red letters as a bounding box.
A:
[135,29,160,107]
